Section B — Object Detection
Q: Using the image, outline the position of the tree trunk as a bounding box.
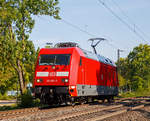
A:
[17,59,25,95]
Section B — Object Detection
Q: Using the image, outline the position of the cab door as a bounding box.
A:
[78,57,85,84]
[77,57,85,96]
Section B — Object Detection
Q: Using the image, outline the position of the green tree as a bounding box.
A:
[127,44,150,91]
[0,65,17,95]
[0,0,60,95]
[118,44,150,92]
[117,58,130,92]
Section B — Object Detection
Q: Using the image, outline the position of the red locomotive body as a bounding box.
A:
[33,43,118,104]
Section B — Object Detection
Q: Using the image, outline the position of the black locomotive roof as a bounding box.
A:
[82,49,116,67]
[54,42,79,48]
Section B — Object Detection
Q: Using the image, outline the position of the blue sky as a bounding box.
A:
[30,0,150,62]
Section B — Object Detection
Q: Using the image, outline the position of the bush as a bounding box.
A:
[33,98,40,106]
[120,91,135,98]
[18,91,33,108]
[120,90,150,98]
[0,105,18,111]
[0,93,15,100]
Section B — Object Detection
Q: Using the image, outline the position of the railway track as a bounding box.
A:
[48,104,125,121]
[0,107,39,120]
[47,104,145,121]
[0,103,97,120]
[0,97,150,121]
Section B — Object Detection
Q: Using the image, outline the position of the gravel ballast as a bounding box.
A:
[1,105,150,121]
[104,106,150,121]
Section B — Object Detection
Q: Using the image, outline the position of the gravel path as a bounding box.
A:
[104,106,150,121]
[0,100,16,106]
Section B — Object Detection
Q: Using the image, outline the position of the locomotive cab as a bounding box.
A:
[34,42,82,104]
[34,54,72,104]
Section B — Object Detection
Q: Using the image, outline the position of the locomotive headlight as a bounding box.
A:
[52,65,55,70]
[61,78,69,83]
[65,79,68,83]
[61,78,65,82]
[70,86,75,89]
[37,79,43,83]
[37,79,40,82]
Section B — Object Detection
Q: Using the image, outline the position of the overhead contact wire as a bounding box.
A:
[111,0,150,42]
[39,16,121,50]
[97,0,148,43]
[61,19,96,37]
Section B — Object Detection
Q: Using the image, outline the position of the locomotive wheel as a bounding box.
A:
[71,97,75,106]
[71,102,75,106]
[107,98,111,103]
[79,97,86,104]
[110,96,115,103]
[102,99,105,103]
[40,93,46,104]
[87,97,92,103]
[107,96,114,103]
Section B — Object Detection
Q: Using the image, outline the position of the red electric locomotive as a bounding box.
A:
[33,42,118,105]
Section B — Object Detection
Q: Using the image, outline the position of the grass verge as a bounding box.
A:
[119,90,150,98]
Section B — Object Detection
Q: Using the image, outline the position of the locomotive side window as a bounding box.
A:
[109,72,111,80]
[112,71,114,85]
[39,54,71,65]
[101,74,103,80]
[79,57,82,66]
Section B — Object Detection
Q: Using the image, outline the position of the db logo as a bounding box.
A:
[49,72,56,76]
[47,79,57,82]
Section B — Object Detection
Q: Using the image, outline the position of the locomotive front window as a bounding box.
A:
[39,54,71,65]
